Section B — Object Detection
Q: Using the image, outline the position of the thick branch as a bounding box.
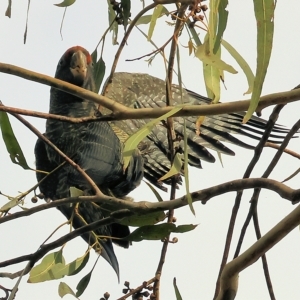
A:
[1,63,300,120]
[216,202,300,300]
[1,178,299,226]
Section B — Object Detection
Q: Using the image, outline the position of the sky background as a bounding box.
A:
[1,1,300,299]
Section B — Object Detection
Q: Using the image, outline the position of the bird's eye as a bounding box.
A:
[59,60,64,65]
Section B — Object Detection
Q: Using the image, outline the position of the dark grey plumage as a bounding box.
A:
[34,47,144,277]
[102,73,290,191]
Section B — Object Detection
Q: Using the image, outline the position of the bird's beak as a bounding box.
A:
[70,50,87,84]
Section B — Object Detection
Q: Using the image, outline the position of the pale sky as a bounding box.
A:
[1,1,300,299]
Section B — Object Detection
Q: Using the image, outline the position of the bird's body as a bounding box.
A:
[34,47,144,277]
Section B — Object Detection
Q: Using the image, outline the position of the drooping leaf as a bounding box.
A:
[144,181,164,202]
[203,62,221,103]
[136,6,168,25]
[213,0,229,54]
[208,0,218,54]
[221,39,254,95]
[196,39,237,74]
[0,197,19,212]
[124,223,197,242]
[121,0,131,30]
[173,278,183,300]
[107,0,118,45]
[75,271,92,297]
[58,282,77,298]
[0,111,30,169]
[183,120,195,215]
[148,4,164,41]
[159,153,183,181]
[244,0,275,122]
[119,211,166,227]
[123,105,183,170]
[91,49,106,94]
[54,0,76,7]
[188,39,194,56]
[62,251,90,277]
[28,250,65,283]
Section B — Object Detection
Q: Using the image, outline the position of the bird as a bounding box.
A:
[35,46,291,278]
[34,46,144,278]
[101,72,291,191]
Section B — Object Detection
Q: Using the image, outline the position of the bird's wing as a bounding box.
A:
[102,72,292,190]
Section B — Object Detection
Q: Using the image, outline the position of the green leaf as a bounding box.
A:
[0,197,19,212]
[136,15,152,25]
[121,0,131,30]
[213,0,229,54]
[107,0,118,45]
[28,250,65,283]
[125,223,176,242]
[75,271,92,297]
[244,0,274,122]
[221,39,254,95]
[196,40,238,74]
[159,153,183,181]
[148,4,164,41]
[173,278,183,300]
[119,211,166,227]
[58,282,77,298]
[91,50,106,94]
[136,6,168,25]
[124,223,197,242]
[0,111,30,169]
[144,181,164,202]
[69,186,83,197]
[208,0,218,53]
[54,0,76,7]
[183,120,195,215]
[61,251,90,277]
[123,105,183,170]
[173,224,198,233]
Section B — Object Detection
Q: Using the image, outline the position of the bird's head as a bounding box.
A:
[55,46,95,90]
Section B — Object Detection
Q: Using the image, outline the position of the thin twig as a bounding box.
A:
[153,5,188,298]
[253,207,276,300]
[265,142,300,159]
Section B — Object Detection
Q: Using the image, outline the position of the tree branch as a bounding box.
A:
[216,202,300,300]
[1,63,300,120]
[1,178,299,227]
